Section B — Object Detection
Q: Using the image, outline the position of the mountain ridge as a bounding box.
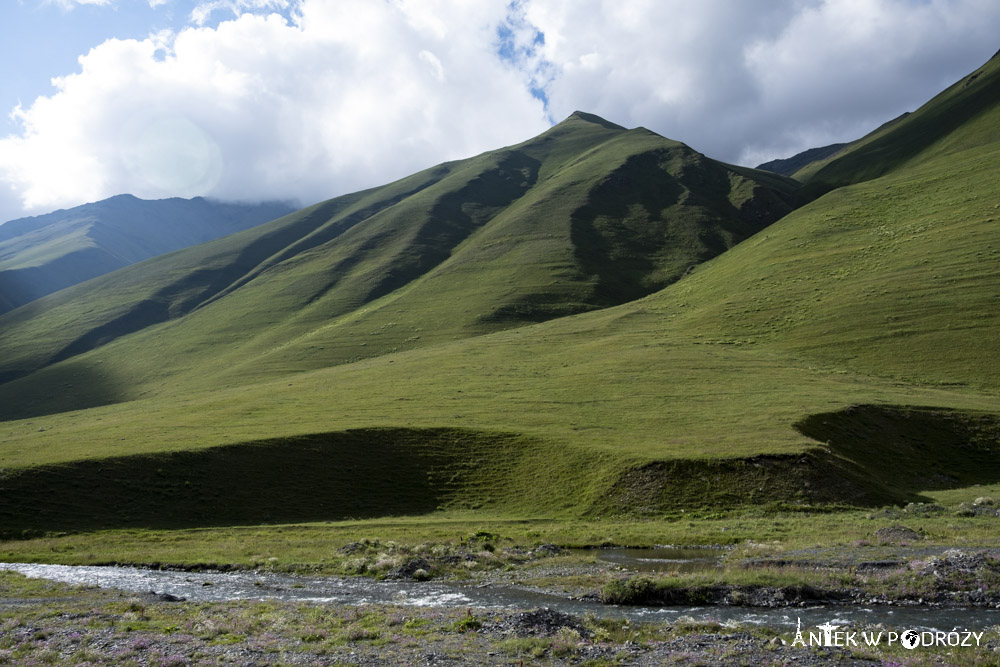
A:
[0,195,296,315]
[0,111,798,416]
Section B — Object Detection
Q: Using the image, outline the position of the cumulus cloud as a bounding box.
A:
[0,1,549,219]
[190,0,292,26]
[1,0,998,222]
[525,0,1000,166]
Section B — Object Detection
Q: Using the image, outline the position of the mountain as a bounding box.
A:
[0,111,798,415]
[1,50,1000,531]
[755,142,848,177]
[796,50,1000,198]
[0,195,296,314]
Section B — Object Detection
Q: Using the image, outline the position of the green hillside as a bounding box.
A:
[0,53,999,536]
[755,141,849,177]
[0,111,797,419]
[795,50,1000,195]
[0,195,295,314]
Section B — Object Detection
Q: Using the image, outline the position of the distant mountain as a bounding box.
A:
[0,111,798,415]
[755,143,848,177]
[0,195,296,314]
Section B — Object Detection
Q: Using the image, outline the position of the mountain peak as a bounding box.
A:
[561,111,626,131]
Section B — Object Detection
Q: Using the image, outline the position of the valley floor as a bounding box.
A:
[0,577,892,665]
[6,482,1000,664]
[0,570,984,666]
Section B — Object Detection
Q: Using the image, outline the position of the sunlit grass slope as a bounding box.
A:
[795,49,1000,192]
[1,55,1000,530]
[655,109,1000,387]
[0,112,796,420]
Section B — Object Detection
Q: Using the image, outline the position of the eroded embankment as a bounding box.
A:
[2,405,999,536]
[796,404,1000,502]
[590,405,1000,515]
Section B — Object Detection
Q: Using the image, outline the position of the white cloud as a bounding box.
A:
[190,0,292,26]
[523,0,1000,166]
[1,0,998,223]
[0,1,549,218]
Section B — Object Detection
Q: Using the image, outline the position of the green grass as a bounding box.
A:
[651,141,1000,389]
[4,484,1000,572]
[0,57,1000,552]
[5,405,998,537]
[0,196,294,316]
[795,50,1000,195]
[0,112,797,419]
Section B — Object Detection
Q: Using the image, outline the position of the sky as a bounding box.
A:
[0,0,998,224]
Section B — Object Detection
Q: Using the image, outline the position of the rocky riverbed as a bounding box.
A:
[6,535,1000,664]
[0,573,918,665]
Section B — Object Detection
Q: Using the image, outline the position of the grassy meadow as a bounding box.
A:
[0,55,999,572]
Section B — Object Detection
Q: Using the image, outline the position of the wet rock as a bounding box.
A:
[157,593,185,602]
[386,557,431,580]
[504,607,592,638]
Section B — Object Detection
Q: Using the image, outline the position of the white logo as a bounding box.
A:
[790,618,983,650]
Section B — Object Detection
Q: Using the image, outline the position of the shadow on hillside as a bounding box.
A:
[0,428,534,538]
[586,405,1000,516]
[0,361,123,422]
[5,407,996,538]
[794,404,1000,504]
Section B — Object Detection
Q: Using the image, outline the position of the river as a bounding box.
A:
[4,559,999,633]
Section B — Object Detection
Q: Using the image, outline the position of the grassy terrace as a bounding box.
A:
[3,480,1000,572]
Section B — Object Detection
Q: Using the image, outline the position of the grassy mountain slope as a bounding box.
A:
[2,54,1000,531]
[657,140,1000,389]
[795,50,1000,195]
[0,196,295,314]
[755,142,849,177]
[0,112,797,418]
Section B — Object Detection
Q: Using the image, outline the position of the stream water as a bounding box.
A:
[3,558,999,634]
[583,546,723,573]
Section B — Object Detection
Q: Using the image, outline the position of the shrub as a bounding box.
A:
[599,577,657,605]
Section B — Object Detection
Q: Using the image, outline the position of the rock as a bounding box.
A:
[533,544,562,557]
[506,608,592,638]
[339,541,367,554]
[386,558,431,580]
[874,524,923,543]
[956,501,1000,517]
